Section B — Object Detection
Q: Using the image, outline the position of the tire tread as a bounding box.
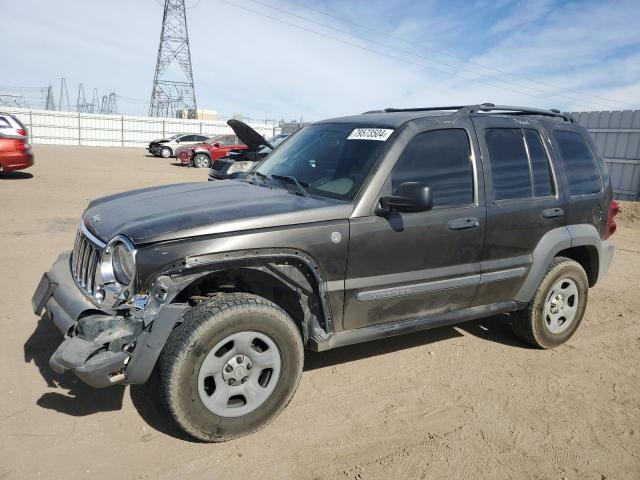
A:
[158,292,303,442]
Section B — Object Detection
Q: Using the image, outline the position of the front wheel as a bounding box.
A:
[193,153,210,168]
[512,256,589,349]
[160,146,172,158]
[159,293,304,442]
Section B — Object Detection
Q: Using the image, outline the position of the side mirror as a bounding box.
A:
[376,182,433,216]
[175,138,181,143]
[213,142,221,148]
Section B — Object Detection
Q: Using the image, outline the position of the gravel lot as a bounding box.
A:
[1,145,639,480]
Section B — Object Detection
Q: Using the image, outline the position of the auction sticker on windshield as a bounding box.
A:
[347,128,394,141]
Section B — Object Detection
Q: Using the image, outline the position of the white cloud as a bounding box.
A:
[1,0,638,120]
[489,0,553,34]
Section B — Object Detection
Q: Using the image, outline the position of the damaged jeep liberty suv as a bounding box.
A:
[33,104,617,442]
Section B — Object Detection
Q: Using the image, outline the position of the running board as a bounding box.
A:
[309,301,519,352]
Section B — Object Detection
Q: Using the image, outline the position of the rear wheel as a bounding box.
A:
[512,256,589,348]
[159,293,304,442]
[193,153,210,168]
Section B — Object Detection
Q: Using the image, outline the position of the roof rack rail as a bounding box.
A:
[461,103,575,122]
[363,103,574,122]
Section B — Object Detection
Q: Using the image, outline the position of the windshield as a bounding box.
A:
[205,135,225,144]
[255,124,391,201]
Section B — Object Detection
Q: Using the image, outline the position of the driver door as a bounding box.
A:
[343,121,486,330]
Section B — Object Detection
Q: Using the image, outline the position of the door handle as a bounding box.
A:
[542,208,564,219]
[448,217,480,231]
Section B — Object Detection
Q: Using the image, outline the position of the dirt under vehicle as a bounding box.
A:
[33,104,617,442]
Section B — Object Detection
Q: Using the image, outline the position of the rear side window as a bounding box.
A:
[485,128,555,200]
[524,130,554,197]
[553,130,601,196]
[391,129,474,208]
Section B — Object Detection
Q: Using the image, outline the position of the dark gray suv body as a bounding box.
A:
[33,104,617,441]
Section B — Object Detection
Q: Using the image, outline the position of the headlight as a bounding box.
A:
[112,241,135,285]
[227,161,253,174]
[101,235,137,288]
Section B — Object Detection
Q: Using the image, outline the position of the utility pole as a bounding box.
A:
[149,0,197,118]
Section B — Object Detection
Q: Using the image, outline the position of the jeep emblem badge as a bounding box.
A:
[331,231,342,244]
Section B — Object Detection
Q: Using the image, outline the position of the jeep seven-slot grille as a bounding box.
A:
[71,228,102,295]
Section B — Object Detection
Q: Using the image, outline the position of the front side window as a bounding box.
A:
[486,128,555,200]
[255,124,390,201]
[553,130,601,196]
[0,117,12,128]
[389,129,474,208]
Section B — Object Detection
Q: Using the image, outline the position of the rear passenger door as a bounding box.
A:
[471,116,566,305]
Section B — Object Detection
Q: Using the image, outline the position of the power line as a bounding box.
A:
[219,0,615,111]
[278,0,637,109]
[246,0,634,110]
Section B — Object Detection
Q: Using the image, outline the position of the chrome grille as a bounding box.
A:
[71,227,104,295]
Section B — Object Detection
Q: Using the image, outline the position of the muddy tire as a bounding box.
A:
[158,293,304,442]
[512,256,589,349]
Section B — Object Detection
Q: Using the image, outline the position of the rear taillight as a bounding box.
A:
[16,128,27,136]
[605,200,619,239]
[14,140,27,152]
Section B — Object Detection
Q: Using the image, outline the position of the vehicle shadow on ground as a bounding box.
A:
[25,312,530,441]
[457,313,532,348]
[304,314,530,371]
[24,315,126,416]
[0,171,33,180]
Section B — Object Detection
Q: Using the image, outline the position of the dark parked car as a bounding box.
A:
[33,104,617,442]
[208,125,288,180]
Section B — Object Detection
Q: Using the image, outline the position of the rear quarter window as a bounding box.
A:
[553,130,602,196]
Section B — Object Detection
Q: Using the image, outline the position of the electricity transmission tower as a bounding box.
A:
[149,0,197,118]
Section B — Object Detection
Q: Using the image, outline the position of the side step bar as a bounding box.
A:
[309,301,520,352]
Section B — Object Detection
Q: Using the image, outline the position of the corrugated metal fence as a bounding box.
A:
[2,106,278,148]
[571,110,640,200]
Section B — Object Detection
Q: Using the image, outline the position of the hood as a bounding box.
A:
[227,119,273,150]
[82,181,348,244]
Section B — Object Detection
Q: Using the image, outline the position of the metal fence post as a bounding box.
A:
[162,120,165,138]
[78,111,81,145]
[29,110,33,141]
[200,122,202,134]
[121,116,125,147]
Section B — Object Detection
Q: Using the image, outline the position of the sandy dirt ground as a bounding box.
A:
[1,145,639,480]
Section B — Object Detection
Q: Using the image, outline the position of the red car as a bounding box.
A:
[0,113,33,172]
[179,135,248,168]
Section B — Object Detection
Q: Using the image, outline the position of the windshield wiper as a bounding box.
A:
[271,174,310,197]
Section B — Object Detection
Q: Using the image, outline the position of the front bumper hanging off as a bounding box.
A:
[32,252,186,388]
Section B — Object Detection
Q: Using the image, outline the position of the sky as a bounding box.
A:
[2,0,639,121]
